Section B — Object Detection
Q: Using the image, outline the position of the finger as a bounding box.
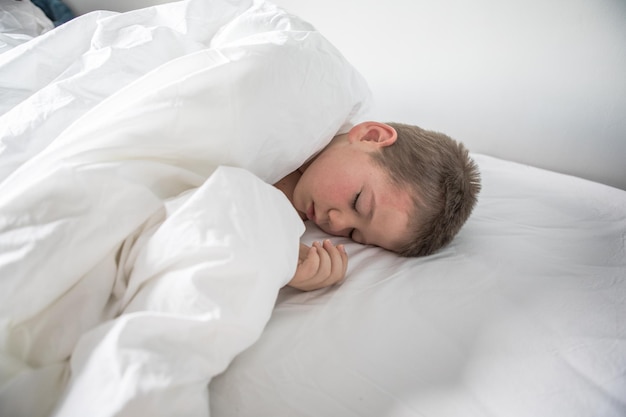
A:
[300,245,320,278]
[322,239,345,282]
[298,242,311,264]
[316,241,347,289]
[292,245,320,290]
[337,244,348,279]
[312,241,332,279]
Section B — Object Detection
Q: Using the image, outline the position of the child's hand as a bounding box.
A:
[287,240,348,291]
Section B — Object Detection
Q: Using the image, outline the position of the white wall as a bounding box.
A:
[62,0,626,189]
[271,0,626,190]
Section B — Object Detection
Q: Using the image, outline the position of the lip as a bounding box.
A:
[306,203,316,222]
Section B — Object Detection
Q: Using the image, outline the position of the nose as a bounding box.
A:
[326,209,352,236]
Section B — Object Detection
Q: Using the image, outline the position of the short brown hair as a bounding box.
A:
[370,122,481,257]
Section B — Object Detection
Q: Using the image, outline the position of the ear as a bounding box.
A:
[347,121,397,148]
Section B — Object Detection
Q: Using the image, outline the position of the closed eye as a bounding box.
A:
[349,191,361,240]
[351,191,361,211]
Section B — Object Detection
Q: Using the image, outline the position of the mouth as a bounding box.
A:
[306,203,316,222]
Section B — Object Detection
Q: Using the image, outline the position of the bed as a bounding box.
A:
[1,1,625,417]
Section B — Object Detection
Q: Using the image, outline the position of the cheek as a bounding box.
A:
[298,162,354,206]
[318,181,352,206]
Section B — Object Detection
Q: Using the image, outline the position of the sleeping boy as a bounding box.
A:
[274,121,481,291]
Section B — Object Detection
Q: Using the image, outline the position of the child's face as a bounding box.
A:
[292,138,413,252]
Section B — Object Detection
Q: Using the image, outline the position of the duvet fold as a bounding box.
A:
[0,1,371,416]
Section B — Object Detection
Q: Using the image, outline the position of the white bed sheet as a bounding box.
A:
[210,154,626,417]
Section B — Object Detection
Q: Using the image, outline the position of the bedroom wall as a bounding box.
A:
[271,0,626,191]
[62,0,626,190]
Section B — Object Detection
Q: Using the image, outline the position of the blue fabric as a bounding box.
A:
[32,0,75,26]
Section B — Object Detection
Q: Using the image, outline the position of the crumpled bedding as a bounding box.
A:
[0,1,370,416]
[0,0,54,53]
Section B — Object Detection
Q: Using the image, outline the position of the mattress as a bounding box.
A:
[210,154,626,417]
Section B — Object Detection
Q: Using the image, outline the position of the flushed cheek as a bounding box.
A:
[296,169,352,212]
[315,186,349,211]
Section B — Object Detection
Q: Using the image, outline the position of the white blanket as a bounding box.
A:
[0,0,53,54]
[0,1,370,416]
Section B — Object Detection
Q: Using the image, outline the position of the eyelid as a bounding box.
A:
[352,191,361,211]
[350,191,362,241]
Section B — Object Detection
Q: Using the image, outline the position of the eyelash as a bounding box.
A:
[351,192,361,211]
[349,192,361,239]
